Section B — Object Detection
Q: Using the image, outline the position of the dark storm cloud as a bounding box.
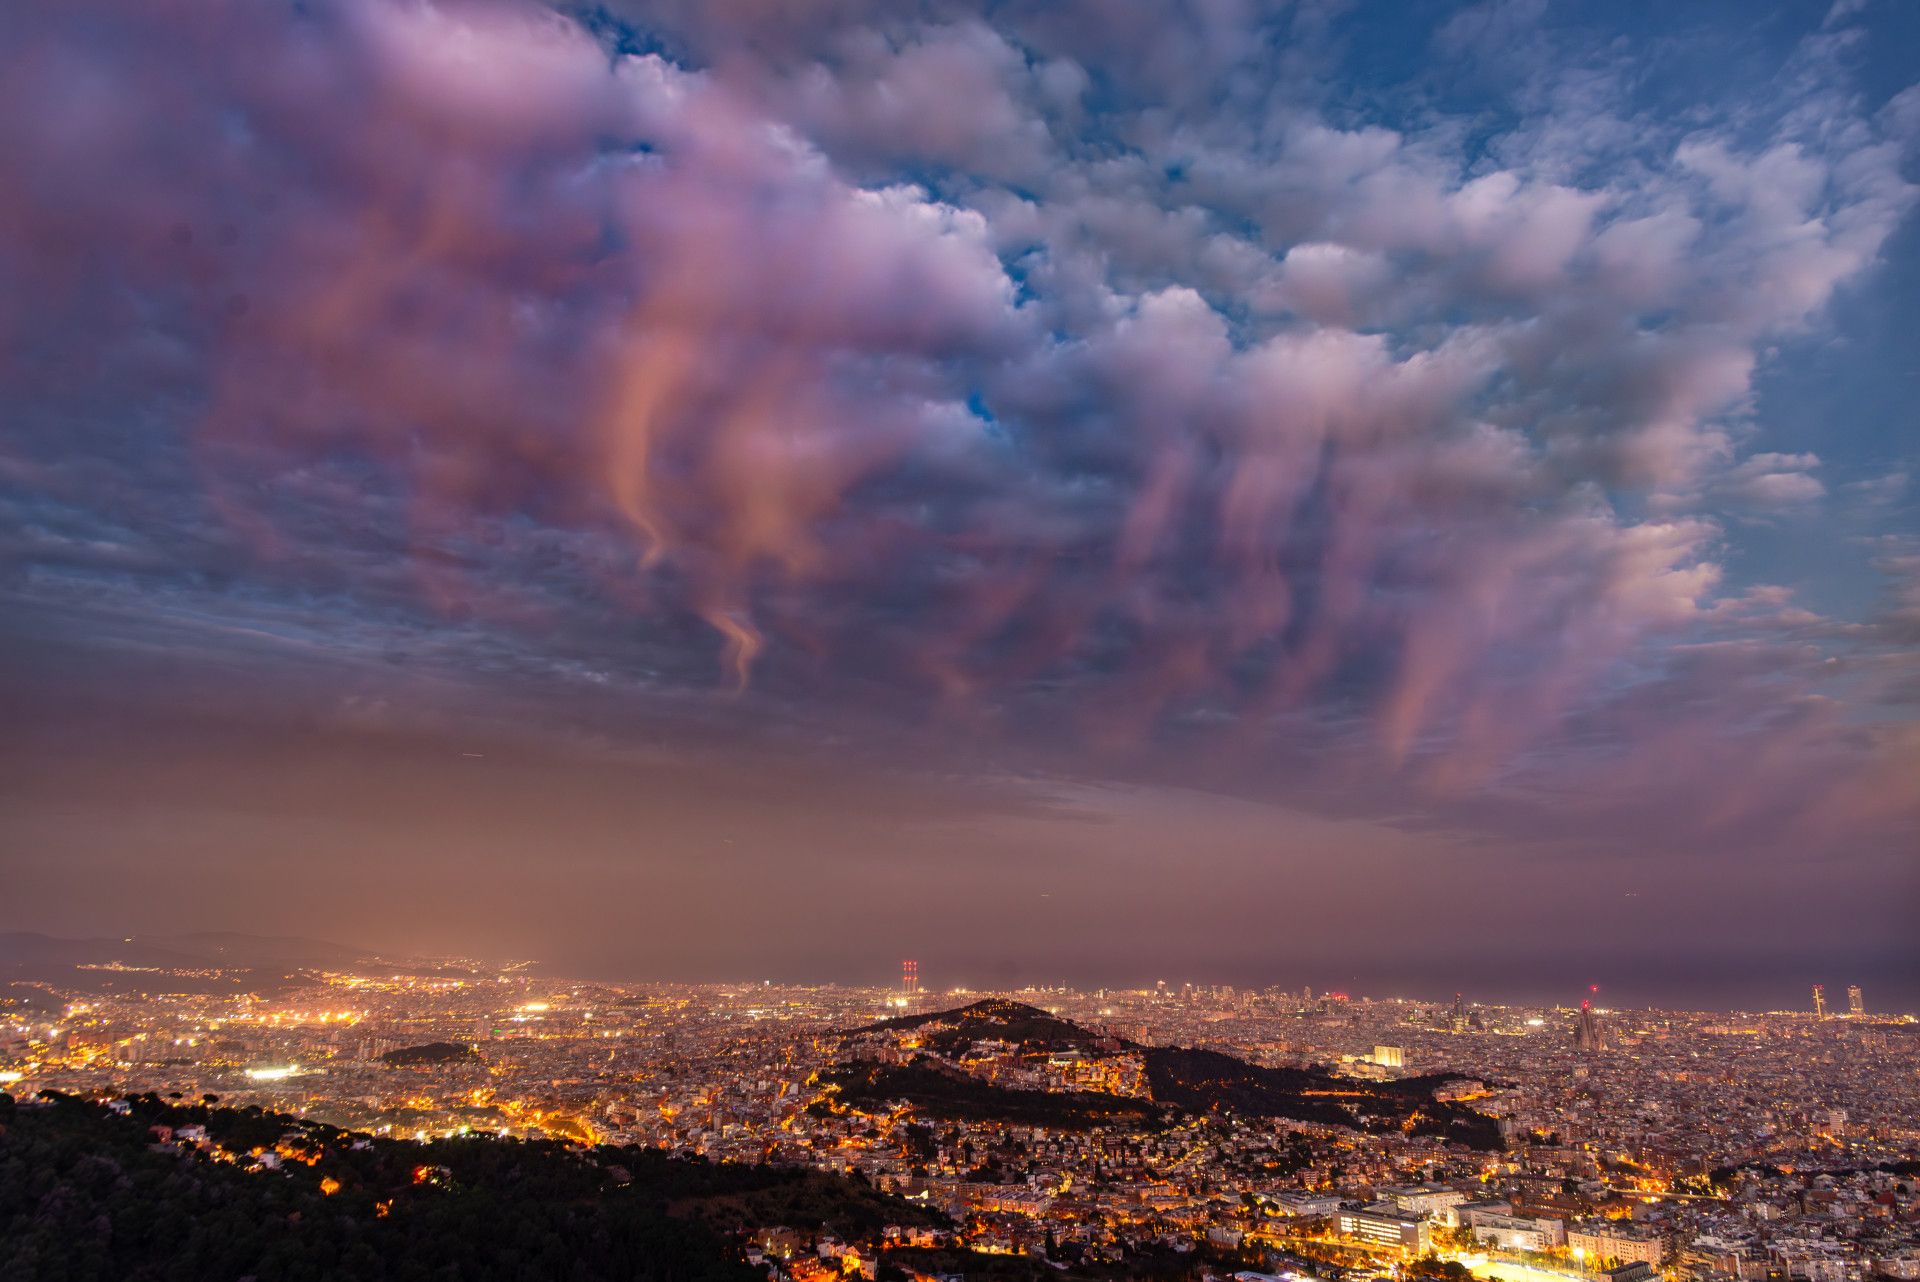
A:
[1,0,1917,998]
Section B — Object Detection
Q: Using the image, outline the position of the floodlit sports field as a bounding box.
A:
[1457,1257,1592,1282]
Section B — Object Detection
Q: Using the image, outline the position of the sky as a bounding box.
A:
[1,0,1917,1012]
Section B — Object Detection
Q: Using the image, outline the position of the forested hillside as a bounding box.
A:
[0,1090,930,1282]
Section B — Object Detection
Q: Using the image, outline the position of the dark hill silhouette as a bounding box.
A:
[380,1041,479,1066]
[0,932,482,996]
[820,1058,1173,1130]
[846,998,1131,1056]
[1142,1046,1501,1148]
[0,1090,939,1281]
[840,998,1502,1148]
[0,930,376,972]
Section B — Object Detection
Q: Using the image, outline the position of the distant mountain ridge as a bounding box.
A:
[0,930,378,972]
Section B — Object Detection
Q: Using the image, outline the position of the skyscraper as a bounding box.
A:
[1574,992,1607,1053]
[1847,985,1864,1016]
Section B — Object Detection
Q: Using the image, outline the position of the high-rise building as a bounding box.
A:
[1574,999,1607,1053]
[1847,985,1864,1016]
[1812,984,1827,1020]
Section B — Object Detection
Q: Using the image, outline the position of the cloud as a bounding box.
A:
[0,0,1916,863]
[1844,470,1910,508]
[1871,545,1920,645]
[746,20,1066,183]
[1718,452,1828,509]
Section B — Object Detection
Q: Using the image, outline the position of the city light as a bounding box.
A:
[2,2,1915,1272]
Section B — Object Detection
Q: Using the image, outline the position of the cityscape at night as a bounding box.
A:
[2,0,1917,1278]
[2,944,1918,1279]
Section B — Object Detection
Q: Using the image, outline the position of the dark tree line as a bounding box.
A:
[0,1091,924,1282]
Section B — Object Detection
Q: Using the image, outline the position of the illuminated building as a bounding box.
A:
[1570,1225,1666,1268]
[1385,1185,1466,1216]
[1261,1192,1343,1219]
[1813,984,1827,1020]
[1372,1044,1405,1068]
[1848,985,1864,1016]
[1470,1211,1565,1253]
[1337,1207,1432,1253]
[1574,999,1607,1053]
[1604,1264,1658,1282]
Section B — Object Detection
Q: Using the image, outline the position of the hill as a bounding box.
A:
[0,1091,939,1282]
[840,999,1502,1148]
[0,932,493,998]
[0,931,394,999]
[0,930,376,973]
[819,1059,1174,1130]
[1142,1047,1502,1149]
[141,931,378,969]
[846,998,1131,1057]
[379,1041,479,1066]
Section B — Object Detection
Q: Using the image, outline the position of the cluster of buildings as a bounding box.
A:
[3,969,1915,1281]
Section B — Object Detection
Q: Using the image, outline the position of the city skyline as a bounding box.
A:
[5,5,1919,1277]
[5,958,1917,1278]
[2,928,1911,1018]
[4,0,1919,1009]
